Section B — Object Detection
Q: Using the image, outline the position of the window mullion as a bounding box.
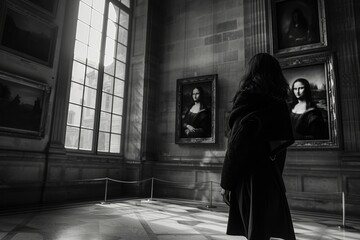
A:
[93,0,110,154]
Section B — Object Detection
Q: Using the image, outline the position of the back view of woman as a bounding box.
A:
[220,53,296,240]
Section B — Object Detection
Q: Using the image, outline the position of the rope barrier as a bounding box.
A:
[72,177,108,182]
[107,177,153,184]
[153,178,215,185]
[72,176,360,227]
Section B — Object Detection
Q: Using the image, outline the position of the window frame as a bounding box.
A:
[65,0,133,156]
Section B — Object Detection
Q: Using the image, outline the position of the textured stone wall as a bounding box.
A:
[153,0,245,161]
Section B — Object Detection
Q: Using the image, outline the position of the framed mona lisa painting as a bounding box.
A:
[269,0,328,55]
[280,52,340,149]
[175,74,217,144]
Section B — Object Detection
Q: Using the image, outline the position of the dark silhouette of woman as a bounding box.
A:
[221,53,296,240]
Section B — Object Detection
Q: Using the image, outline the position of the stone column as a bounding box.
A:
[244,0,269,61]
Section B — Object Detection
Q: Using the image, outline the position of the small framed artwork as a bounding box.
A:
[269,0,327,55]
[0,3,58,67]
[175,74,217,144]
[280,52,339,149]
[0,71,51,138]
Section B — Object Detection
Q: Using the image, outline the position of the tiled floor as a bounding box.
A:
[0,198,359,240]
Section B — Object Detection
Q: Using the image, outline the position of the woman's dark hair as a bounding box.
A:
[233,53,289,102]
[290,78,316,109]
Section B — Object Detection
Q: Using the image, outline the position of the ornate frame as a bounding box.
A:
[269,0,327,56]
[0,2,58,67]
[280,52,339,149]
[0,71,51,138]
[175,74,217,144]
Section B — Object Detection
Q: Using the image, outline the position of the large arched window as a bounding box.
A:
[65,0,131,154]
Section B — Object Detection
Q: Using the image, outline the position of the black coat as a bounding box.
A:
[221,92,296,240]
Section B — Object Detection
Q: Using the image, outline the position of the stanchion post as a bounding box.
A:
[210,181,213,207]
[338,191,354,230]
[102,177,109,204]
[206,181,216,208]
[150,177,154,201]
[342,191,346,228]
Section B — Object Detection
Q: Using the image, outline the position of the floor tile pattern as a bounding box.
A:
[0,199,359,240]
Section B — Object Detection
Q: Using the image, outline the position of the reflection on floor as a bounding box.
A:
[0,198,359,240]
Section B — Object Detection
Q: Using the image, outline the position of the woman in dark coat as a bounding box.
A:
[220,53,296,240]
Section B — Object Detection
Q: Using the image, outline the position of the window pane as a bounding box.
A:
[67,104,81,126]
[72,61,85,84]
[113,96,123,115]
[92,0,105,14]
[81,107,95,128]
[111,115,122,134]
[108,3,119,22]
[82,0,92,7]
[120,10,129,29]
[105,37,115,58]
[85,67,98,88]
[87,47,100,68]
[104,55,115,75]
[110,134,121,153]
[76,20,90,44]
[114,78,124,97]
[118,27,128,45]
[107,20,117,39]
[99,111,111,131]
[115,60,125,79]
[65,126,79,149]
[78,1,91,24]
[98,132,110,152]
[79,129,93,150]
[74,40,87,63]
[89,28,102,50]
[116,43,126,62]
[103,74,114,94]
[91,9,103,32]
[122,0,130,8]
[69,82,84,105]
[101,93,113,112]
[83,87,96,108]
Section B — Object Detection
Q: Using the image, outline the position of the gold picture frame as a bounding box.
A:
[269,0,327,56]
[175,74,217,144]
[280,52,339,149]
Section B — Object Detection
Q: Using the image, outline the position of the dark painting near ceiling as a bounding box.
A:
[0,6,57,66]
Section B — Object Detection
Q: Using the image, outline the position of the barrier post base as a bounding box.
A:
[205,204,217,209]
[338,225,355,230]
[141,199,157,204]
[100,201,110,205]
